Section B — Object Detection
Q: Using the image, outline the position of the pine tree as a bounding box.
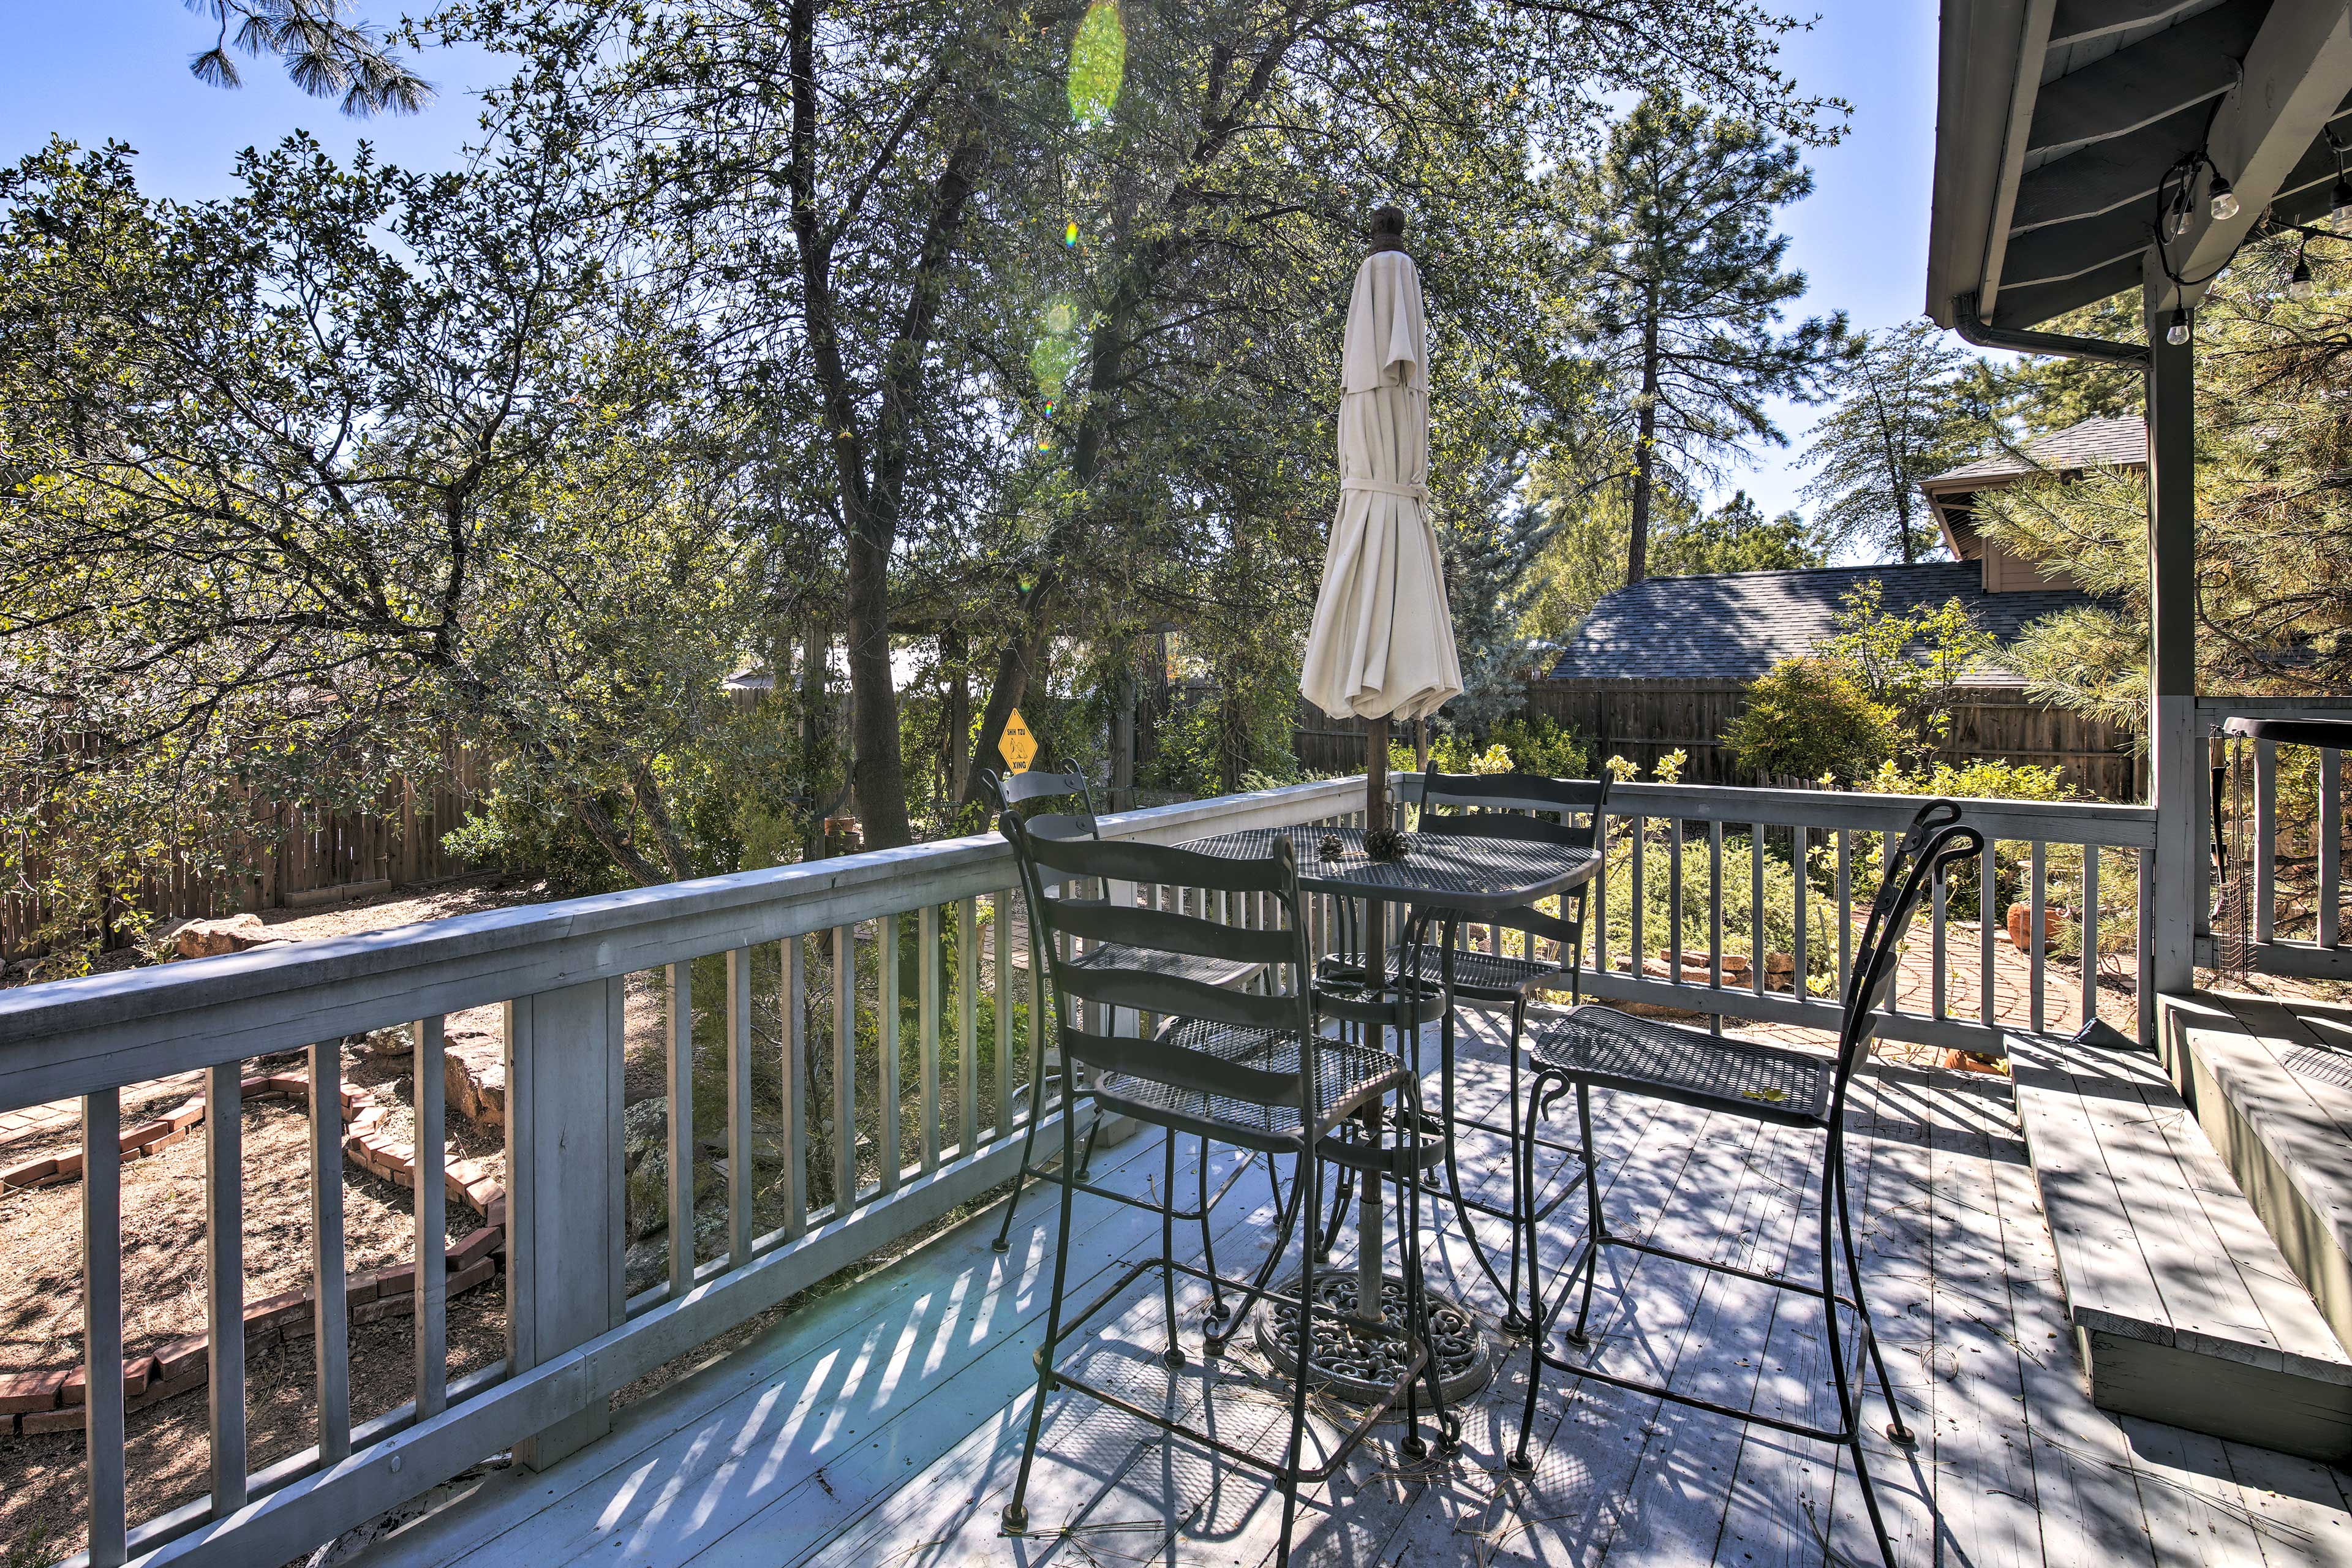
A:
[184,1,431,116]
[1439,456,1561,734]
[1651,490,1823,575]
[1561,89,1839,584]
[1799,320,1973,564]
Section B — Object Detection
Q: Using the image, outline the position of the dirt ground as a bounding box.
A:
[0,1089,507,1566]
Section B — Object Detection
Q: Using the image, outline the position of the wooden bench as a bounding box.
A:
[2010,1028,2352,1461]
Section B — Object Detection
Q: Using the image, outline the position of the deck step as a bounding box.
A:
[2159,990,2352,1371]
[2009,1027,2352,1462]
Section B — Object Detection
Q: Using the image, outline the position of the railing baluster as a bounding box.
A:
[205,1060,247,1512]
[2081,845,2100,1030]
[1931,852,1948,1022]
[1630,815,1646,982]
[311,1041,351,1463]
[1709,820,1724,990]
[2138,846,2156,1044]
[2321,746,2342,950]
[880,913,902,1192]
[2255,737,2278,944]
[783,937,807,1240]
[663,967,694,1298]
[834,923,857,1214]
[1793,824,1809,1003]
[1593,810,1610,981]
[957,897,979,1159]
[85,1087,127,1568]
[1836,829,1853,998]
[1980,839,1997,1029]
[2029,840,2048,1035]
[1751,823,1766,1000]
[995,892,1014,1139]
[919,905,941,1175]
[413,1016,448,1417]
[1667,816,1683,987]
[726,947,755,1263]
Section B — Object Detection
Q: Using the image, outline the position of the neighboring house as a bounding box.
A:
[1917,414,2146,594]
[1529,417,2149,797]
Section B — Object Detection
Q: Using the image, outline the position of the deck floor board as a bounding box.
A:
[351,1015,2352,1568]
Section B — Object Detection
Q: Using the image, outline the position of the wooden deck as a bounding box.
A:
[350,1014,2352,1568]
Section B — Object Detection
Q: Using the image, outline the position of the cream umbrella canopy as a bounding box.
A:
[1298,208,1461,828]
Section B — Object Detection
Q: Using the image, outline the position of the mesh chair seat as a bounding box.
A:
[1068,942,1260,990]
[1528,1005,1834,1125]
[1385,943,1567,998]
[1091,1020,1409,1153]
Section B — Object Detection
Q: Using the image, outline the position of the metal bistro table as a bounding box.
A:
[1181,821,1601,1401]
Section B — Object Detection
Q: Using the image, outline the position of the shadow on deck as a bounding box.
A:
[350,1015,2352,1568]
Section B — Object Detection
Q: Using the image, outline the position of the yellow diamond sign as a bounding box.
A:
[998,709,1038,775]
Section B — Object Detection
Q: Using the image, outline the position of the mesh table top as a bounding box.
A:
[1180,824,1599,914]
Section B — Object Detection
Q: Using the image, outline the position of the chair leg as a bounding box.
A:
[1509,1069,1553,1476]
[1435,993,1520,1316]
[1159,1128,1186,1368]
[1001,1088,1082,1534]
[1316,1163,1354,1263]
[1819,1140,1902,1568]
[1205,1150,1309,1355]
[989,1048,1059,1255]
[1563,1080,1604,1348]
[1500,993,1530,1333]
[1838,1154,1913,1446]
[1400,1077,1458,1457]
[1273,1149,1324,1567]
[1199,1134,1228,1326]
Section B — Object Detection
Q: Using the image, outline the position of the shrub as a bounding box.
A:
[1388,715,1595,780]
[1724,658,1904,783]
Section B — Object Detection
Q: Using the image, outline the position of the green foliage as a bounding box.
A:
[1389,714,1593,780]
[1599,821,1835,990]
[1812,580,2000,746]
[1800,320,1975,564]
[1555,87,1844,582]
[1972,243,2352,728]
[1723,658,1903,783]
[1650,490,1825,576]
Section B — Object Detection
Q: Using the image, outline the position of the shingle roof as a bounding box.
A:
[1923,415,2145,489]
[1545,562,2097,685]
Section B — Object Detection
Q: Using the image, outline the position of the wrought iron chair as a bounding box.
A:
[997,810,1455,1564]
[982,766,1266,1257]
[1507,799,1978,1568]
[1388,763,1609,1329]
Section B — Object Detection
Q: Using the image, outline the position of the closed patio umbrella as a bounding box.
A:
[1298,206,1460,828]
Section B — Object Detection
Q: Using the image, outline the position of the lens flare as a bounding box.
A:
[1029,300,1080,394]
[1067,1,1126,127]
[1064,219,1080,248]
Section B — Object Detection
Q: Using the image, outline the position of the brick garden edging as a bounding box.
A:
[0,1071,508,1439]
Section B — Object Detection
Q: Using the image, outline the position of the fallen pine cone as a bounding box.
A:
[1363,827,1408,862]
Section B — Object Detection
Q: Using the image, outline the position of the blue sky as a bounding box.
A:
[0,1,1946,524]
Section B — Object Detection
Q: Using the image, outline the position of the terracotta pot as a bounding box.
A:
[2005,902,2068,951]
[1942,1048,2009,1077]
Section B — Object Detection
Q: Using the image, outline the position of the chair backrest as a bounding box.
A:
[1412,762,1612,946]
[1000,808,1319,1114]
[984,765,1100,841]
[1832,801,1985,1103]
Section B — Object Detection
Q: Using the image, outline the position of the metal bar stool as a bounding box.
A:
[997,812,1456,1565]
[1506,799,1979,1568]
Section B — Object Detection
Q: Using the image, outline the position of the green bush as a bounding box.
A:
[1386,714,1595,780]
[1724,658,1904,783]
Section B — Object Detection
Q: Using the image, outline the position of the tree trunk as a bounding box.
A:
[1627,309,1661,585]
[943,627,970,806]
[1110,660,1136,799]
[842,515,913,848]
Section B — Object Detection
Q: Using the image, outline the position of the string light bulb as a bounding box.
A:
[2334,175,2352,222]
[2166,307,2192,347]
[2290,247,2315,301]
[2208,170,2239,222]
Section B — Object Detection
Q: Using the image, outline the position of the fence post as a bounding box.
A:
[503,976,626,1470]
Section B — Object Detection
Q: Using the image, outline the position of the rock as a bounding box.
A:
[623,1096,669,1169]
[168,914,291,960]
[352,1027,412,1059]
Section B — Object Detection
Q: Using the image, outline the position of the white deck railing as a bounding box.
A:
[0,774,2161,1566]
[2196,698,2352,981]
[0,780,1366,1568]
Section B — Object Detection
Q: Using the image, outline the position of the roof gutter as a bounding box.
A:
[1953,291,2149,366]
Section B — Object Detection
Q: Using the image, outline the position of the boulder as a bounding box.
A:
[167,913,290,960]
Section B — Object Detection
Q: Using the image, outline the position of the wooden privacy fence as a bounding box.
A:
[1,752,488,960]
[1297,679,2141,800]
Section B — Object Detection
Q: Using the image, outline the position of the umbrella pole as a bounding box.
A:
[1359,714,1390,1324]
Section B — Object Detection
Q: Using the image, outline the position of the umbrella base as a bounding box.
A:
[1251,1269,1493,1409]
